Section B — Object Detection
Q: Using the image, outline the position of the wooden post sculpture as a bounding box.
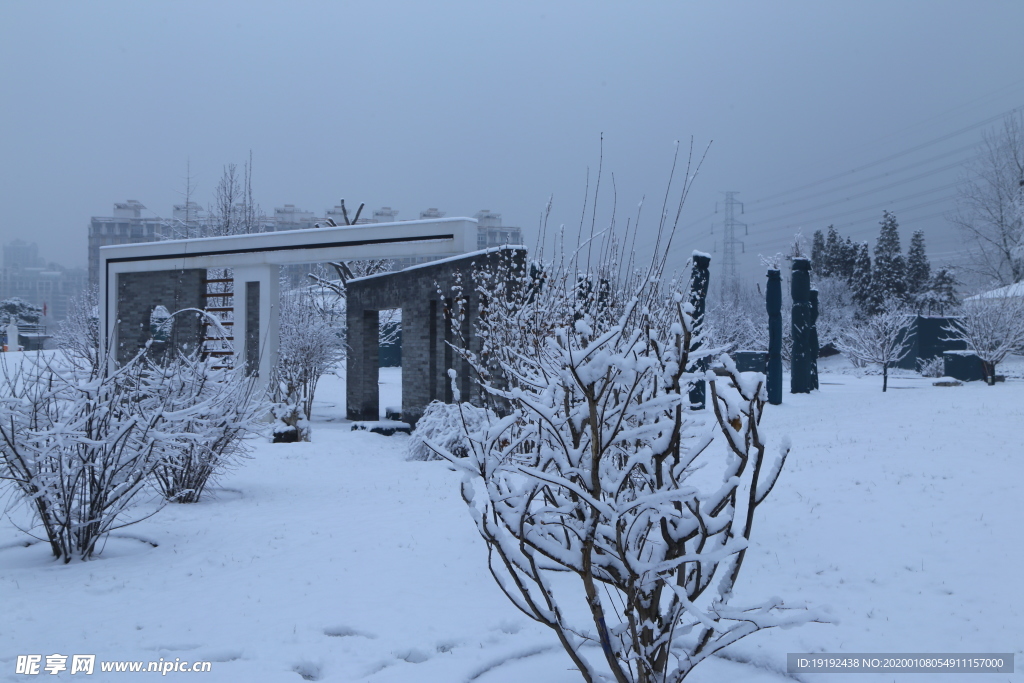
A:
[688,252,711,409]
[790,258,813,394]
[766,269,783,405]
[809,288,820,391]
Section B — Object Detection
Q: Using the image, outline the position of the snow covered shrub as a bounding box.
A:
[917,355,945,378]
[0,353,168,562]
[433,264,821,682]
[429,153,821,681]
[408,400,491,461]
[148,352,268,503]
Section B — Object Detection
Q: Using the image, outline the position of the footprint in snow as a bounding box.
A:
[323,625,375,639]
[292,661,321,681]
[395,648,430,664]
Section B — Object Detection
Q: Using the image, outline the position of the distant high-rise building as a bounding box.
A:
[274,204,316,230]
[474,210,523,250]
[3,240,45,271]
[88,201,168,285]
[373,207,400,224]
[1,240,87,326]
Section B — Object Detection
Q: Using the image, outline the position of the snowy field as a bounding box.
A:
[1,357,1022,682]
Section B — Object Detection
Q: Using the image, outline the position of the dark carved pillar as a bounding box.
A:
[688,253,711,409]
[766,269,783,405]
[809,288,820,391]
[790,258,813,394]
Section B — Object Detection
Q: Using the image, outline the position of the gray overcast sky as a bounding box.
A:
[2,1,1023,290]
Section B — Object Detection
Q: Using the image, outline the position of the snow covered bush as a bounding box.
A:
[943,295,1024,385]
[0,353,162,561]
[149,352,268,503]
[408,400,491,461]
[917,355,945,378]
[431,261,820,682]
[835,303,914,391]
[427,153,821,680]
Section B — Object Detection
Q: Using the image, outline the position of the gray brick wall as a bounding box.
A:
[245,281,260,375]
[346,248,526,426]
[116,269,206,365]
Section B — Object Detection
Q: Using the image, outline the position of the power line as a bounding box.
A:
[745,103,1023,207]
[636,102,1024,260]
[747,193,956,244]
[747,175,963,230]
[747,141,976,214]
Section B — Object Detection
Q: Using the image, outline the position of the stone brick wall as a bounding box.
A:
[116,269,206,365]
[245,281,260,375]
[346,247,526,426]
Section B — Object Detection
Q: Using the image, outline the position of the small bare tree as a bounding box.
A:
[835,303,914,391]
[270,286,343,442]
[52,286,100,372]
[943,295,1024,385]
[211,163,242,237]
[306,258,400,347]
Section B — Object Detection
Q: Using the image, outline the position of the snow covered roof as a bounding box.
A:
[965,281,1024,301]
[347,244,526,284]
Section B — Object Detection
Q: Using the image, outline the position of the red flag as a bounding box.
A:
[43,302,47,317]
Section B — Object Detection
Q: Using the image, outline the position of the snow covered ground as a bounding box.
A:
[1,359,1022,682]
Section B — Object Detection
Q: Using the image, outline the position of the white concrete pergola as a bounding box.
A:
[100,218,478,380]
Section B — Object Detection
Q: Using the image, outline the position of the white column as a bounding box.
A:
[232,265,279,387]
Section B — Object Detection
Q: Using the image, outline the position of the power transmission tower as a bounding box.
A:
[712,191,747,299]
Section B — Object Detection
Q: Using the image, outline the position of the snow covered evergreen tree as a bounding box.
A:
[923,267,960,315]
[850,241,874,314]
[872,211,907,306]
[821,225,842,277]
[905,230,931,309]
[841,235,857,278]
[0,298,41,326]
[811,229,826,275]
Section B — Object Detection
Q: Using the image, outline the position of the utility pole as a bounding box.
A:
[713,191,747,300]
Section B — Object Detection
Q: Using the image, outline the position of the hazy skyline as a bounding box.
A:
[2,1,1023,290]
